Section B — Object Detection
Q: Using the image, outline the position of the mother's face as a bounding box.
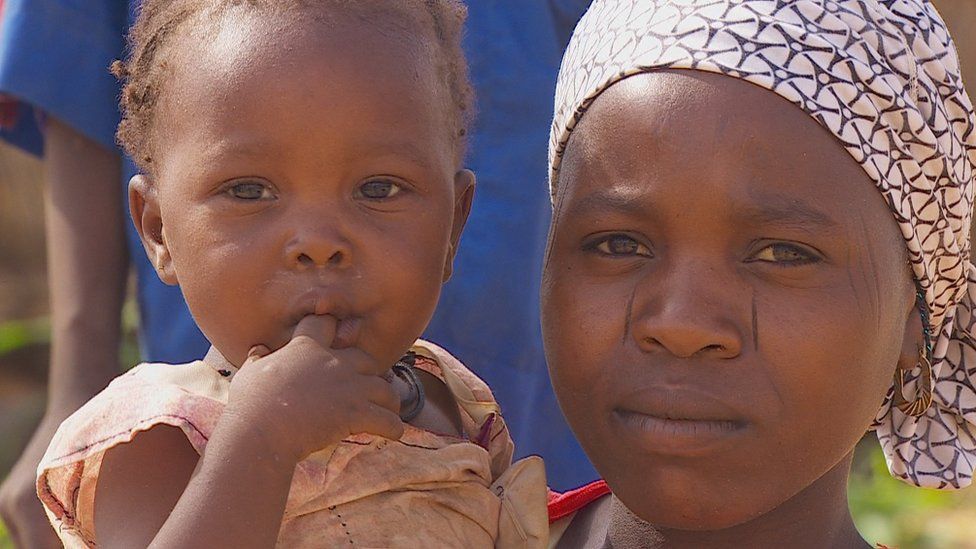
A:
[542,70,917,529]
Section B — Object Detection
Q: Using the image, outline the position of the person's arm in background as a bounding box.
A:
[0,117,127,549]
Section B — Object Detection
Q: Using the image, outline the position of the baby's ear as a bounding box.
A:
[443,169,476,283]
[129,174,177,285]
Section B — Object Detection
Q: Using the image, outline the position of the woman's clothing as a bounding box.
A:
[546,480,612,548]
[37,340,548,548]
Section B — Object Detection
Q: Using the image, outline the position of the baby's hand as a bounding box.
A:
[223,315,404,462]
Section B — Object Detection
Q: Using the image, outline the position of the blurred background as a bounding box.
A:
[2,1,976,547]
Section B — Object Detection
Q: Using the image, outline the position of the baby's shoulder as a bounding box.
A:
[409,339,514,476]
[48,359,229,460]
[410,339,499,409]
[36,359,225,547]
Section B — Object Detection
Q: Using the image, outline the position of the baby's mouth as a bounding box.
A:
[292,289,362,348]
[330,316,361,349]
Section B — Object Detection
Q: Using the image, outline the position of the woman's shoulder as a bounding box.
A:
[548,480,613,548]
[548,479,612,523]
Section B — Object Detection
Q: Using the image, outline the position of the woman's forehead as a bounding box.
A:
[562,72,862,195]
[555,71,905,245]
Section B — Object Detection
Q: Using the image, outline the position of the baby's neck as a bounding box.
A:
[604,454,868,549]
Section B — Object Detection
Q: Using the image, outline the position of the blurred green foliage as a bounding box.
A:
[0,317,49,357]
[850,439,976,548]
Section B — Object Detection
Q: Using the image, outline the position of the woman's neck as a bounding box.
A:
[602,453,869,549]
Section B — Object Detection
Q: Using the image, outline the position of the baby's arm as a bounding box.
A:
[93,315,403,548]
[94,426,199,547]
[95,411,298,548]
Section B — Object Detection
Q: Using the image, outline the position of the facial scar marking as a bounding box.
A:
[752,293,759,352]
[623,285,637,344]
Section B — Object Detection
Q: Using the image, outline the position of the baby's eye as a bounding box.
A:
[591,234,652,257]
[748,243,820,265]
[227,181,274,200]
[358,179,402,200]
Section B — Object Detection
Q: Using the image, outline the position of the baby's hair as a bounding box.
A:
[111,0,473,172]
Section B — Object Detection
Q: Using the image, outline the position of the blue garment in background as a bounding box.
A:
[428,2,597,489]
[0,0,596,489]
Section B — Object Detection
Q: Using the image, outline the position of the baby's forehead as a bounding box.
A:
[169,9,437,87]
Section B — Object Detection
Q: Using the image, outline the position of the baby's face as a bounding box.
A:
[543,71,916,528]
[132,12,471,368]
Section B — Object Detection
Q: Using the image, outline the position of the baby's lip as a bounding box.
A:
[330,317,361,349]
[290,288,362,348]
[293,288,351,320]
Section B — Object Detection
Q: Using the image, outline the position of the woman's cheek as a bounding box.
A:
[758,288,885,431]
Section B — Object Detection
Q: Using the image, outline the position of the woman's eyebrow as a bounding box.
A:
[564,188,651,218]
[566,188,841,235]
[738,198,840,232]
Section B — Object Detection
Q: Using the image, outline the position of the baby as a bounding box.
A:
[542,0,976,547]
[35,1,545,547]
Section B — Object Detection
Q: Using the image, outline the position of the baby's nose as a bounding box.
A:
[284,223,351,270]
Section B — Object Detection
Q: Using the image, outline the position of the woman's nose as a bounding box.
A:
[630,264,744,359]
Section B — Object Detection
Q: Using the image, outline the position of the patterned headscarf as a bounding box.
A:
[549,0,976,490]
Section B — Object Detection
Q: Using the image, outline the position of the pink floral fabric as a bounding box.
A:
[36,341,547,548]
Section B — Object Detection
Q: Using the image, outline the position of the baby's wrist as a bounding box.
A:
[215,406,303,470]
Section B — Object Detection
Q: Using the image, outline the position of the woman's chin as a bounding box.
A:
[610,479,770,532]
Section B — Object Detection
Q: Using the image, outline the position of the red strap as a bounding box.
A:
[0,95,19,130]
[547,480,611,523]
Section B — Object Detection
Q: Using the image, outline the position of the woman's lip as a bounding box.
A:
[617,385,745,423]
[612,408,747,457]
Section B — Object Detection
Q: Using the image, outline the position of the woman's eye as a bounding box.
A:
[227,181,274,200]
[749,243,820,265]
[592,234,651,257]
[358,179,402,200]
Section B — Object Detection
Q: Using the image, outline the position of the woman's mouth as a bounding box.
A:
[611,388,749,457]
[612,409,747,457]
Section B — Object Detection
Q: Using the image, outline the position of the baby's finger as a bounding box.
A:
[243,344,271,366]
[363,375,401,415]
[357,404,405,441]
[333,346,388,377]
[291,314,338,349]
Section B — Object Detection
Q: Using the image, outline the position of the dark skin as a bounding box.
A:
[542,70,923,549]
[92,10,473,548]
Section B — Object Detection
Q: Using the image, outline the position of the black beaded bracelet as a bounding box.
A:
[392,352,425,422]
